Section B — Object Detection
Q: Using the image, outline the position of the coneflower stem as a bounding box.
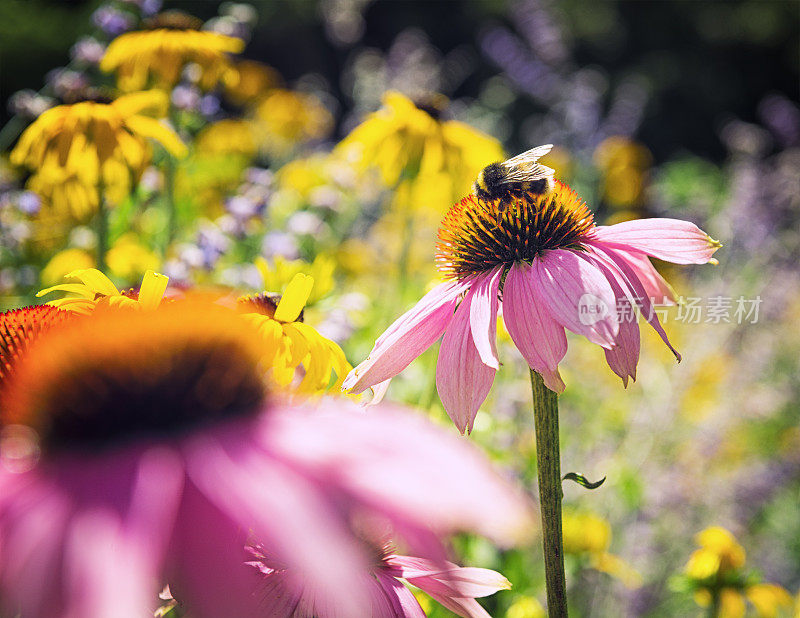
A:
[530,368,568,617]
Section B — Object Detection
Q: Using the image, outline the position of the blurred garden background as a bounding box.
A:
[1,0,799,616]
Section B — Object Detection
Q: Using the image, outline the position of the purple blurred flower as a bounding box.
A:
[70,37,106,65]
[16,191,41,216]
[246,167,273,187]
[287,211,324,236]
[171,84,201,111]
[196,225,231,269]
[479,25,562,104]
[92,5,134,36]
[226,195,262,220]
[759,94,800,147]
[120,0,162,16]
[46,69,90,102]
[198,94,221,118]
[261,231,300,260]
[8,90,54,118]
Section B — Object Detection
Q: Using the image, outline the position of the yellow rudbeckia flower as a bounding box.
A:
[686,527,746,580]
[101,17,244,92]
[11,90,185,221]
[335,90,504,207]
[195,119,259,158]
[37,268,169,314]
[239,273,351,396]
[255,254,335,306]
[26,153,133,221]
[224,59,282,106]
[254,89,333,158]
[561,510,642,589]
[11,90,186,173]
[685,527,793,618]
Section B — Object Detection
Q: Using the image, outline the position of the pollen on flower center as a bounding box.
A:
[237,292,304,323]
[0,301,268,451]
[0,305,73,384]
[142,10,203,30]
[435,180,595,279]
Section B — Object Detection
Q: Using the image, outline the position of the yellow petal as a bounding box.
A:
[112,90,169,117]
[65,269,120,297]
[123,115,187,158]
[274,273,314,323]
[138,270,169,310]
[719,589,746,618]
[36,283,95,299]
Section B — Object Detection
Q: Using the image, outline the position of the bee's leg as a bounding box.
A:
[495,203,506,226]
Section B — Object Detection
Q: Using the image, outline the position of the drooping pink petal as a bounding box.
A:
[363,379,391,407]
[260,402,533,549]
[343,279,470,394]
[603,320,640,387]
[373,571,427,618]
[436,288,497,434]
[502,261,567,393]
[425,594,492,618]
[63,511,156,618]
[247,566,302,617]
[580,252,641,386]
[385,555,505,618]
[0,475,72,618]
[534,249,619,348]
[386,555,512,598]
[179,423,372,618]
[589,218,721,264]
[0,447,183,618]
[468,267,502,369]
[587,242,681,362]
[611,247,676,305]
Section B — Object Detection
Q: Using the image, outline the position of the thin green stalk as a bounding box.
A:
[96,184,108,272]
[164,153,177,253]
[530,368,568,617]
[707,589,721,618]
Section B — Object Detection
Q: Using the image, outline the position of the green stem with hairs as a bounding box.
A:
[530,368,568,617]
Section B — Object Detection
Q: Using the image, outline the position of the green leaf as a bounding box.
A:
[562,472,606,490]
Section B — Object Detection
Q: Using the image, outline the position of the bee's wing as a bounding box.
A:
[498,163,555,183]
[502,144,553,168]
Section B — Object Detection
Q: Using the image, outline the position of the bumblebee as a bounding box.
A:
[473,144,556,210]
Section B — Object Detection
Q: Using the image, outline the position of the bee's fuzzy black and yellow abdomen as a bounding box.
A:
[474,162,553,205]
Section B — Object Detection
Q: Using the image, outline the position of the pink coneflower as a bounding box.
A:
[344,180,721,433]
[0,299,530,618]
[247,540,511,618]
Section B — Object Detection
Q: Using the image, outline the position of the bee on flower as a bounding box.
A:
[345,156,721,433]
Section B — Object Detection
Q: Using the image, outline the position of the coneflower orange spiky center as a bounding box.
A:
[436,180,595,279]
[1,301,267,451]
[0,305,72,384]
